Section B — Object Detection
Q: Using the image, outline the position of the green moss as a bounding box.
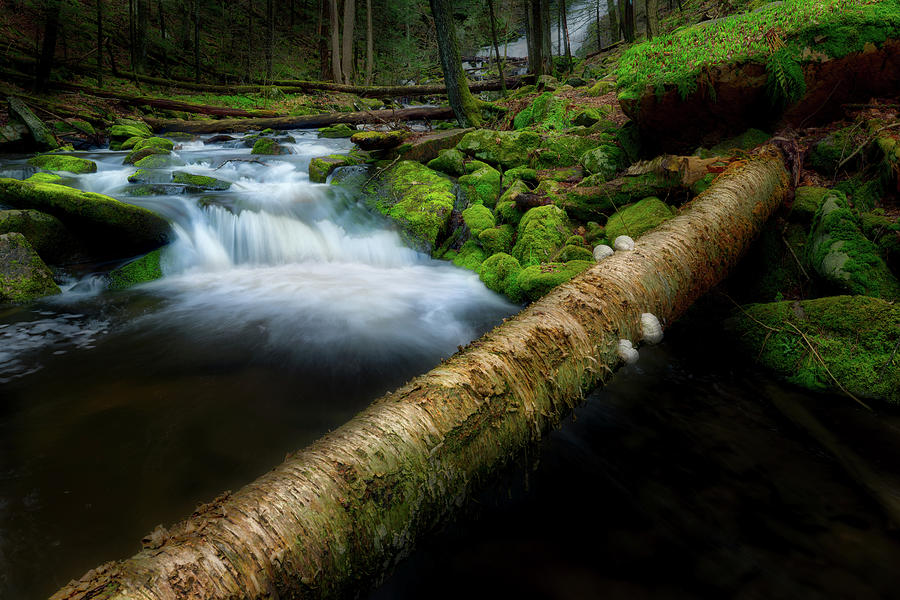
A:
[478,223,515,256]
[462,204,496,236]
[118,136,144,151]
[512,205,570,267]
[109,124,151,142]
[0,209,72,263]
[351,130,407,150]
[458,164,502,207]
[426,148,467,177]
[457,129,542,170]
[376,161,456,253]
[134,137,175,152]
[124,146,169,165]
[571,108,602,127]
[513,92,572,131]
[807,191,900,300]
[834,175,883,212]
[503,166,538,184]
[318,124,356,138]
[808,127,860,173]
[68,119,95,135]
[556,244,594,261]
[24,172,62,184]
[133,154,184,169]
[580,144,627,180]
[495,180,531,226]
[309,152,367,183]
[517,260,593,301]
[729,295,900,403]
[604,197,674,242]
[706,128,771,157]
[791,186,830,223]
[171,172,231,191]
[251,138,284,155]
[451,240,486,273]
[587,80,616,97]
[562,170,682,222]
[114,119,152,135]
[691,173,717,196]
[28,154,97,174]
[478,252,524,302]
[107,248,164,290]
[534,134,598,168]
[0,232,61,303]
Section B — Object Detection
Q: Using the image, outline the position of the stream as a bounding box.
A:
[1,132,899,599]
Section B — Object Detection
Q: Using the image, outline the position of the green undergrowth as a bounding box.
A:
[617,0,900,101]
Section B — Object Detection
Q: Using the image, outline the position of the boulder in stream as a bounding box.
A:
[107,248,164,290]
[0,232,60,303]
[0,209,83,264]
[171,172,232,191]
[375,160,455,253]
[28,154,98,174]
[350,130,407,151]
[251,138,285,155]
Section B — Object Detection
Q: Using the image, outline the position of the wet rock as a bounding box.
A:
[308,152,367,183]
[318,124,356,138]
[206,134,235,144]
[0,209,82,264]
[350,130,407,151]
[0,232,60,303]
[124,146,169,165]
[28,154,98,174]
[107,248,164,290]
[251,138,285,155]
[171,172,232,191]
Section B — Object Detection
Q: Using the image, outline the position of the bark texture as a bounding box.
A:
[51,152,789,600]
[429,0,482,126]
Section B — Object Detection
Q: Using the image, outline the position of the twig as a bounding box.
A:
[213,158,268,170]
[781,233,810,281]
[786,321,872,411]
[837,122,900,170]
[720,292,782,333]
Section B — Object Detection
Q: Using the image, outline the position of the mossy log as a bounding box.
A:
[145,106,455,134]
[50,150,790,600]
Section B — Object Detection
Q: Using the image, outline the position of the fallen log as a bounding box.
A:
[144,106,456,134]
[51,148,790,600]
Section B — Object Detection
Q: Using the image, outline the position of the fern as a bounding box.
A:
[765,49,806,107]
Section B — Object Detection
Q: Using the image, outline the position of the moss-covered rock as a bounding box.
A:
[124,146,169,165]
[808,127,859,173]
[571,108,603,127]
[457,129,542,170]
[110,124,151,143]
[580,144,627,180]
[0,232,60,303]
[556,244,594,261]
[0,178,170,257]
[318,124,356,138]
[860,210,900,266]
[698,128,772,158]
[426,148,467,177]
[450,240,486,273]
[459,164,502,207]
[461,204,495,236]
[533,134,598,168]
[309,152,367,183]
[0,209,80,264]
[513,92,571,130]
[134,154,184,169]
[503,166,538,184]
[134,137,175,152]
[114,119,152,136]
[512,204,570,267]
[791,186,830,223]
[251,138,285,155]
[68,119,95,135]
[171,172,231,191]
[28,154,97,174]
[562,171,682,222]
[807,191,900,299]
[478,252,524,302]
[517,260,592,301]
[729,295,900,404]
[351,130,407,150]
[118,136,144,151]
[8,97,58,151]
[604,197,674,242]
[478,223,515,256]
[375,160,455,253]
[107,248,164,290]
[24,172,62,184]
[495,180,531,226]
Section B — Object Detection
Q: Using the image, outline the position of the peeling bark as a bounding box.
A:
[51,151,790,600]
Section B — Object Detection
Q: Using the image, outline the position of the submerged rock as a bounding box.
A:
[0,232,60,303]
[729,295,900,404]
[0,178,170,257]
[28,154,97,174]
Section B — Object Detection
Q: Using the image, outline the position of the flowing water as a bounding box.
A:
[0,132,516,598]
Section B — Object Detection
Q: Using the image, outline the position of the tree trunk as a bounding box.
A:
[646,0,658,40]
[606,0,619,44]
[365,0,373,85]
[541,0,552,75]
[95,0,103,87]
[561,0,572,72]
[49,150,790,600]
[192,0,200,82]
[128,0,136,71]
[487,0,506,96]
[429,0,482,127]
[157,0,168,78]
[317,0,330,80]
[246,0,253,83]
[330,0,341,82]
[144,105,456,132]
[341,0,355,84]
[265,0,274,81]
[527,0,543,77]
[620,0,634,42]
[136,0,149,71]
[35,0,62,92]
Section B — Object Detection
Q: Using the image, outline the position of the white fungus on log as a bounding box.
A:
[617,339,639,364]
[614,235,635,251]
[640,312,664,345]
[593,244,614,261]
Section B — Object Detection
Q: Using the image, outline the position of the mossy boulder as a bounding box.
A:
[171,172,231,191]
[517,260,593,301]
[562,171,682,222]
[109,124,151,144]
[28,154,97,174]
[513,92,571,130]
[25,172,63,184]
[107,248,164,290]
[426,148,467,177]
[533,134,598,168]
[503,166,538,185]
[118,136,144,151]
[580,144,627,180]
[462,204,495,237]
[308,152,367,183]
[571,108,603,127]
[0,232,60,303]
[729,296,900,404]
[124,146,169,165]
[376,161,455,253]
[351,130,407,151]
[479,224,515,256]
[478,252,524,302]
[251,138,285,155]
[860,210,900,266]
[495,180,531,226]
[807,191,900,300]
[318,124,356,138]
[556,244,594,262]
[458,164,502,207]
[0,178,171,257]
[134,137,175,152]
[791,186,830,223]
[114,119,152,136]
[0,209,80,264]
[697,128,772,158]
[68,119,95,135]
[512,205,570,267]
[134,154,184,169]
[457,129,542,170]
[604,197,674,242]
[127,169,166,184]
[449,240,486,273]
[8,97,58,150]
[808,127,859,173]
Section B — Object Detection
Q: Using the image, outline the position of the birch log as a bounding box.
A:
[51,149,790,600]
